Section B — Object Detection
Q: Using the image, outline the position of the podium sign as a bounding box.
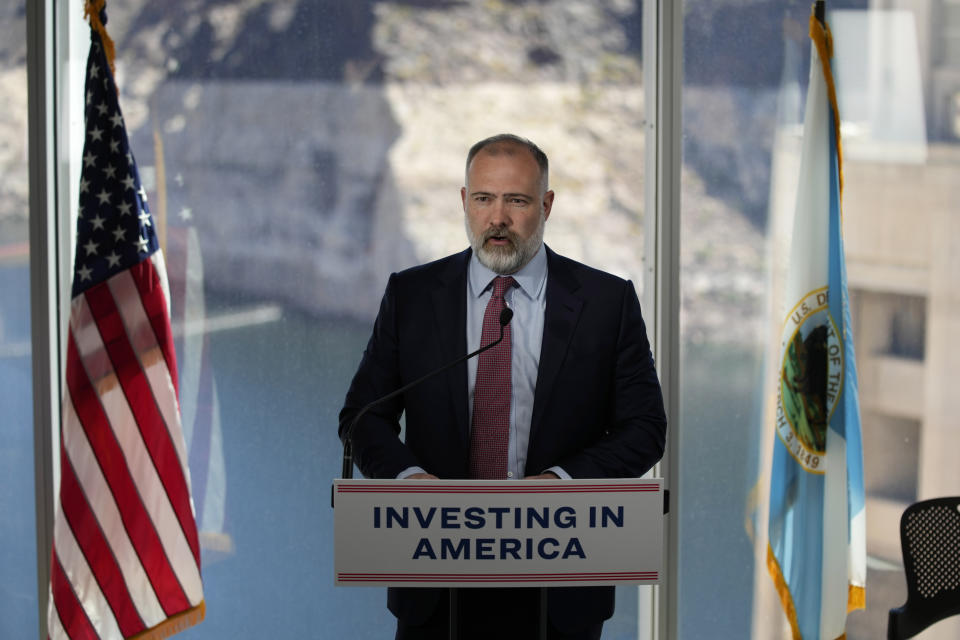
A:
[333,478,663,588]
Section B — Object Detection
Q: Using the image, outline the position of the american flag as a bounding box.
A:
[48,10,205,640]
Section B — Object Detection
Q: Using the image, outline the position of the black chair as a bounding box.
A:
[888,496,960,639]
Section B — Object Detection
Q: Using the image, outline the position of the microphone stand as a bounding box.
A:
[339,307,513,479]
[337,308,514,640]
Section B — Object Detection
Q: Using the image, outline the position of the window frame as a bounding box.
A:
[27,2,686,638]
[643,3,683,639]
[27,1,59,636]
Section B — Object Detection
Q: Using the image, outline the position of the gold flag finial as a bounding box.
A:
[84,0,117,75]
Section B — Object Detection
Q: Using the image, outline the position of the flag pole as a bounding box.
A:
[814,0,825,26]
[83,0,115,74]
[49,2,207,636]
[153,119,168,255]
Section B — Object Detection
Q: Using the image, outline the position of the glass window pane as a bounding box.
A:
[679,0,784,632]
[1,2,38,637]
[841,2,960,635]
[680,1,960,638]
[58,2,648,637]
[944,37,960,66]
[943,4,960,29]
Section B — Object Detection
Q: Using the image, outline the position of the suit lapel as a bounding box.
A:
[530,247,583,445]
[431,249,471,449]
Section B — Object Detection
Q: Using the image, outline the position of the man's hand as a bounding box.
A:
[523,472,560,480]
[406,472,439,480]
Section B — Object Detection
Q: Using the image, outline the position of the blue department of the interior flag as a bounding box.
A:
[72,31,158,298]
[767,6,866,640]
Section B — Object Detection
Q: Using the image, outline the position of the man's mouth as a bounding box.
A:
[484,230,514,247]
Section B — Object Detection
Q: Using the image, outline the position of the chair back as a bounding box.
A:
[887,496,960,639]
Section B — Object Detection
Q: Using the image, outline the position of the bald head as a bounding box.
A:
[465,134,549,194]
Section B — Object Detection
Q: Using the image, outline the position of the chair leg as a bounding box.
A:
[887,608,902,640]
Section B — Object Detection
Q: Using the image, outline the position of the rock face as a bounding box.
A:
[126,0,661,322]
[3,2,37,244]
[4,0,773,342]
[141,79,654,321]
[141,78,766,340]
[0,67,28,244]
[382,82,649,282]
[141,81,411,319]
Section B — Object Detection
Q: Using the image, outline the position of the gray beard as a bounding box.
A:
[466,214,545,275]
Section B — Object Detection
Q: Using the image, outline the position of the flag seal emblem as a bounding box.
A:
[777,286,843,474]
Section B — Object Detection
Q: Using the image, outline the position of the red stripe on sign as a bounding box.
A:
[131,259,179,394]
[83,283,201,566]
[337,571,657,580]
[338,483,659,489]
[339,576,656,580]
[338,575,657,583]
[65,331,190,616]
[337,484,659,493]
[59,444,146,637]
[336,491,658,495]
[51,552,100,640]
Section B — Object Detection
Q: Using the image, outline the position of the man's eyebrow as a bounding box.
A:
[469,190,533,199]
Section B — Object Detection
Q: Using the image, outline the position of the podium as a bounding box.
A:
[333,478,664,588]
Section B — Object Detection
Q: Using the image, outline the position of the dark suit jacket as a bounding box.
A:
[339,245,667,632]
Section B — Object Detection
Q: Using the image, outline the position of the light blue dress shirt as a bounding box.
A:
[466,247,546,479]
[399,245,569,479]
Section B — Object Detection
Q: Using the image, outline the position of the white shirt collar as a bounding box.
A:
[468,244,548,301]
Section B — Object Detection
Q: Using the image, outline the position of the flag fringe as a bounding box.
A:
[83,0,116,75]
[767,543,803,640]
[128,601,206,640]
[848,584,865,613]
[768,544,864,638]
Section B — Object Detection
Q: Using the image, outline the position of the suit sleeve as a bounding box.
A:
[555,281,667,478]
[338,274,422,479]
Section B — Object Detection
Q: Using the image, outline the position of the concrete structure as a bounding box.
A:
[845,143,960,638]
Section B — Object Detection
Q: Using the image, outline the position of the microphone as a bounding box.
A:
[340,307,514,480]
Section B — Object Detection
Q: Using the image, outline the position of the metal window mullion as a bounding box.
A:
[27,0,60,638]
[643,1,683,640]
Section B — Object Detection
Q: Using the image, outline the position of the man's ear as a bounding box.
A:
[461,186,468,211]
[542,190,555,220]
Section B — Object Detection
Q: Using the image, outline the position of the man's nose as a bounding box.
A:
[488,199,510,227]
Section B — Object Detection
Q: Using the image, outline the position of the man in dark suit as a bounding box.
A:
[339,134,667,639]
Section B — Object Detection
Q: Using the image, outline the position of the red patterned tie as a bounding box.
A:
[469,276,516,479]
